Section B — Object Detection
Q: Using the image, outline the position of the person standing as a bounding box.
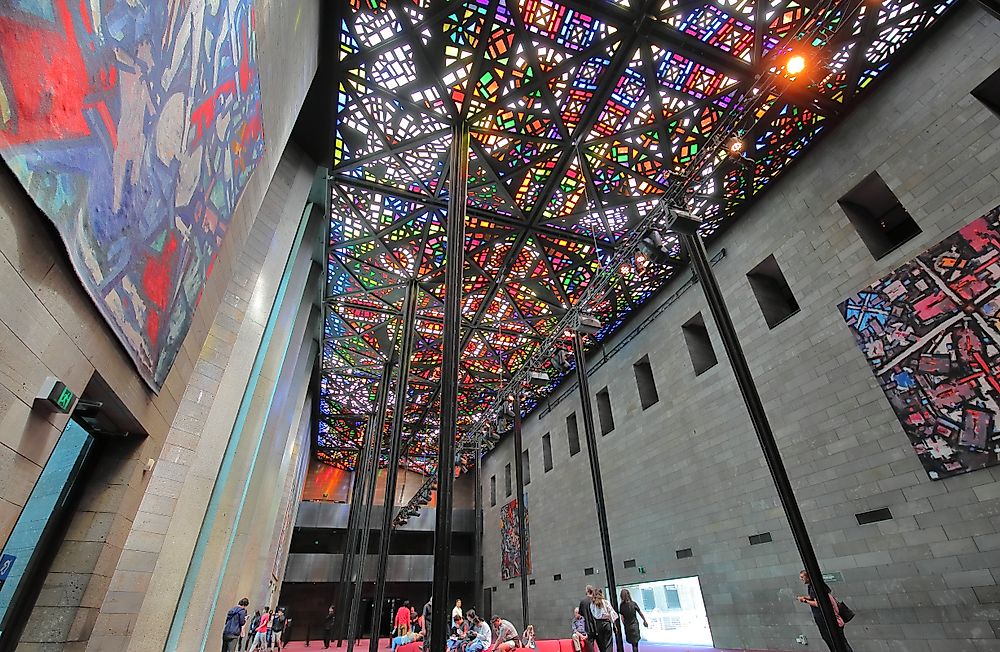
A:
[452,599,464,629]
[489,615,518,652]
[577,586,597,650]
[618,590,647,652]
[223,598,250,652]
[247,606,272,652]
[396,601,413,636]
[589,590,617,652]
[270,607,288,650]
[571,607,589,652]
[797,571,853,652]
[422,597,433,650]
[322,605,336,649]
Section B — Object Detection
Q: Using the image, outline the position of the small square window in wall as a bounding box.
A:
[542,433,553,472]
[838,171,920,260]
[567,413,581,456]
[522,450,531,485]
[597,387,614,435]
[682,313,718,375]
[747,255,800,329]
[490,475,496,507]
[633,355,659,409]
[972,68,1000,117]
[504,463,512,497]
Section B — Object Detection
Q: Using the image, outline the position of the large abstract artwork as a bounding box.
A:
[500,496,530,580]
[0,0,265,390]
[840,205,1000,480]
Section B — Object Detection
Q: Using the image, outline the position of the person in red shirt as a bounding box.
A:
[395,600,412,636]
[248,606,272,651]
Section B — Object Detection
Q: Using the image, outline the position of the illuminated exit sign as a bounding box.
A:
[34,377,77,414]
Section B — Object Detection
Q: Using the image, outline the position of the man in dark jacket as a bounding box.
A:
[577,585,597,651]
[223,597,249,652]
[421,598,433,651]
[323,605,336,649]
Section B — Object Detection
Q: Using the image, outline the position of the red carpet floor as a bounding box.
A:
[278,641,792,652]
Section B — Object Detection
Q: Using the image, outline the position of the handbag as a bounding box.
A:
[837,600,855,624]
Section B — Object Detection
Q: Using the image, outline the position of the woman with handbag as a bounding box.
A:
[796,571,854,652]
[589,589,618,652]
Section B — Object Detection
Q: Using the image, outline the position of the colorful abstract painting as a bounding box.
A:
[840,205,1000,480]
[500,495,530,580]
[0,0,265,390]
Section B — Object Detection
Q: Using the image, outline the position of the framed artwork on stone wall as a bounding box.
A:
[500,495,530,580]
[0,0,265,391]
[840,204,1000,480]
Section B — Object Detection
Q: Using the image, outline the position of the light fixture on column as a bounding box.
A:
[549,348,572,374]
[724,136,745,157]
[578,314,602,335]
[638,229,673,266]
[528,370,550,385]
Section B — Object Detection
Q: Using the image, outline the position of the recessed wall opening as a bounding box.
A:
[567,413,581,456]
[504,463,512,497]
[522,450,531,485]
[633,355,659,409]
[542,433,553,472]
[747,255,800,328]
[596,387,614,435]
[972,68,1000,116]
[838,171,920,259]
[682,313,718,376]
[614,576,713,647]
[490,475,496,507]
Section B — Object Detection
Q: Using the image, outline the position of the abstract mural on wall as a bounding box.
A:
[0,0,265,390]
[500,495,530,580]
[840,204,1000,480]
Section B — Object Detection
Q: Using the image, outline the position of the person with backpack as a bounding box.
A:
[270,607,288,650]
[797,570,854,652]
[223,598,250,652]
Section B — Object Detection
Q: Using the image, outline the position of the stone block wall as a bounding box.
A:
[481,6,1000,651]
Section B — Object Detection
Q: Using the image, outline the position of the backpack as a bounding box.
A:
[224,608,244,637]
[838,600,855,623]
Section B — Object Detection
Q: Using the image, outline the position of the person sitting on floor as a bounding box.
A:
[448,615,467,652]
[466,612,492,652]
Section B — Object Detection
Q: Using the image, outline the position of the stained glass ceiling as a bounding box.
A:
[320,0,956,475]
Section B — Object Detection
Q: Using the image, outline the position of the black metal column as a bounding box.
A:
[473,437,484,612]
[336,412,378,646]
[346,357,396,652]
[674,215,845,652]
[571,332,625,652]
[511,392,530,629]
[431,121,470,652]
[369,281,420,652]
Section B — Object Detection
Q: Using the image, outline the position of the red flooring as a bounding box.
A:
[279,641,791,652]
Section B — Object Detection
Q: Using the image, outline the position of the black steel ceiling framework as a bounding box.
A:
[320,0,958,489]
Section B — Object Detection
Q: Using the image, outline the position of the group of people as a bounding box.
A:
[572,586,647,652]
[222,599,291,652]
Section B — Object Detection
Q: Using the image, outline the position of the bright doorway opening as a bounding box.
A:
[617,576,713,647]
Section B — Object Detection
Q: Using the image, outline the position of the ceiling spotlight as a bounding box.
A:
[549,348,572,374]
[578,314,602,335]
[619,263,632,276]
[639,229,673,266]
[724,136,745,156]
[786,54,806,75]
[528,370,550,385]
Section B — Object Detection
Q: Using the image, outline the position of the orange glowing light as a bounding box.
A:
[787,55,806,75]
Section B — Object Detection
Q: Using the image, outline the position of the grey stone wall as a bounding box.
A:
[481,5,1000,651]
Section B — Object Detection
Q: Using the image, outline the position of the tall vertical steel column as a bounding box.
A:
[511,392,530,629]
[431,121,470,652]
[369,281,420,652]
[345,357,396,652]
[571,332,625,652]
[473,438,483,612]
[673,214,845,652]
[336,412,378,646]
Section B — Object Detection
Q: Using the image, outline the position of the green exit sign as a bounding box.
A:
[34,377,76,414]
